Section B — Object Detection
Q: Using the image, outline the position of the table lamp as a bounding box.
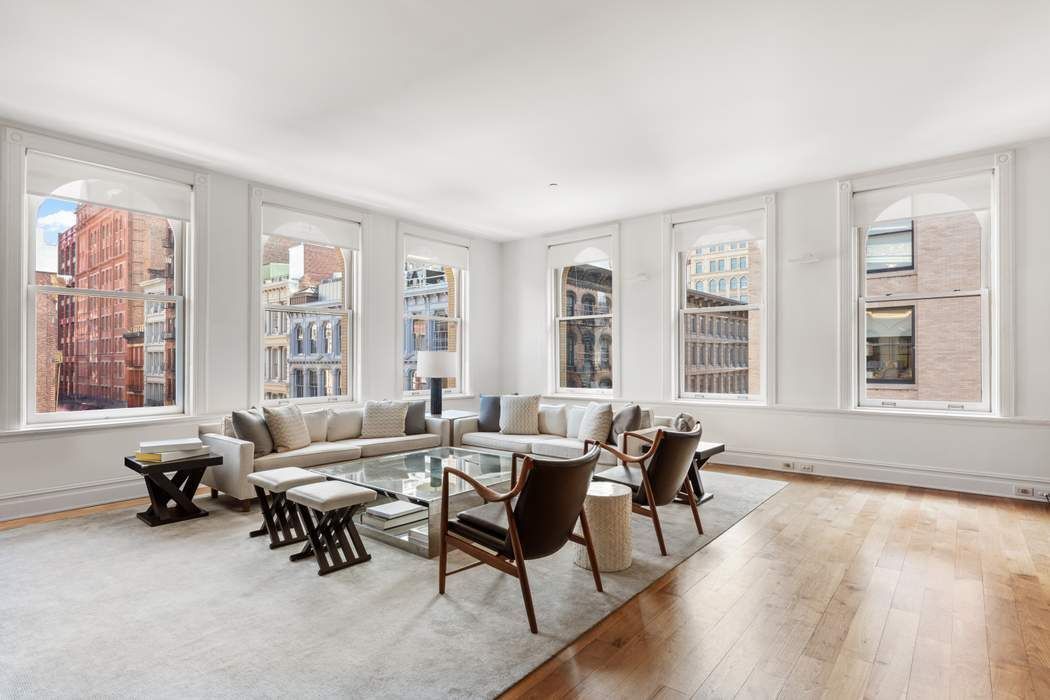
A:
[416,351,457,416]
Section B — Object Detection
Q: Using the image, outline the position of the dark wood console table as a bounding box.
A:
[124,454,223,526]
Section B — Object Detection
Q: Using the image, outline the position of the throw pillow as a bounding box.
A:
[478,394,501,432]
[231,409,274,457]
[608,403,642,444]
[262,405,311,453]
[404,399,426,435]
[361,400,409,438]
[538,404,567,436]
[566,404,587,438]
[578,402,614,445]
[221,415,237,438]
[672,412,698,432]
[499,394,540,434]
[327,408,362,441]
[302,409,329,443]
[639,408,653,429]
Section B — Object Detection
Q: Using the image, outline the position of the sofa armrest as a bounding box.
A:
[452,417,479,446]
[425,416,450,446]
[653,415,674,427]
[200,433,255,500]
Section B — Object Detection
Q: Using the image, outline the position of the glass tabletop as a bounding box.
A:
[312,446,515,504]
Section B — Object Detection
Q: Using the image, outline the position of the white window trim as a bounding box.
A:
[396,223,471,399]
[669,194,776,405]
[2,127,207,428]
[836,151,1014,416]
[547,223,620,396]
[249,186,363,408]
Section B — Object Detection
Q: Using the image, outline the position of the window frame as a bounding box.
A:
[548,224,619,396]
[5,128,205,426]
[838,151,1014,416]
[864,303,916,385]
[397,225,470,399]
[671,194,776,405]
[249,187,362,408]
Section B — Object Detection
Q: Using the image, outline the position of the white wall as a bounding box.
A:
[0,127,502,520]
[500,138,1050,499]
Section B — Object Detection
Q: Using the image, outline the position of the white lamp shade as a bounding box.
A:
[416,351,458,378]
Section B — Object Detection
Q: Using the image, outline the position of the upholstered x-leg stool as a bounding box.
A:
[286,481,377,576]
[246,467,325,549]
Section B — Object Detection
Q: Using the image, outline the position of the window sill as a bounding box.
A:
[402,393,476,401]
[0,413,208,441]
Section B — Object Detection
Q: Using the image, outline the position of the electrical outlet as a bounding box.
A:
[1015,485,1035,497]
[1036,489,1050,503]
[782,462,795,471]
[799,464,814,473]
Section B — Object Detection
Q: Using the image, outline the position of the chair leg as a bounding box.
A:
[577,509,604,592]
[210,488,219,499]
[649,505,668,556]
[682,476,704,536]
[507,518,538,634]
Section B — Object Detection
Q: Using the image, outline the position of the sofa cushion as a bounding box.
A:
[478,395,501,433]
[232,409,275,457]
[302,409,330,443]
[347,432,441,457]
[566,405,586,438]
[530,437,617,465]
[327,408,363,441]
[609,403,642,444]
[538,404,567,437]
[460,432,562,453]
[361,400,408,438]
[578,402,614,444]
[405,400,427,435]
[253,441,362,470]
[499,394,540,434]
[263,404,311,452]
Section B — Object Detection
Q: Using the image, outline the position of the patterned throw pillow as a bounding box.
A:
[361,400,409,438]
[578,402,614,445]
[499,394,540,434]
[262,405,311,453]
[673,412,699,432]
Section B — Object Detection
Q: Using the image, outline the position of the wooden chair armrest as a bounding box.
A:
[444,465,526,503]
[511,452,530,487]
[591,441,650,465]
[622,430,656,446]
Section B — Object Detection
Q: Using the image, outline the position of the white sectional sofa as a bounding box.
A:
[198,407,446,503]
[453,404,675,465]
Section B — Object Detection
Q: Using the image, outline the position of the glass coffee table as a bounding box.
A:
[312,446,515,558]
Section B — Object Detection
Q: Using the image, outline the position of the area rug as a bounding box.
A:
[0,470,785,699]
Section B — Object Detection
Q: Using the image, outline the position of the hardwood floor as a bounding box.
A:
[502,465,1050,699]
[5,467,1050,698]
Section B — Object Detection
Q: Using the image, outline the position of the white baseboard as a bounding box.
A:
[715,448,1050,501]
[0,476,147,522]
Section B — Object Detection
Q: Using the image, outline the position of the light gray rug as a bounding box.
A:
[0,471,784,699]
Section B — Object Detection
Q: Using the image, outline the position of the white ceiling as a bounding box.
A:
[1,0,1048,240]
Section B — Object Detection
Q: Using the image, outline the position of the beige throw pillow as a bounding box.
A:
[538,404,567,436]
[262,404,311,453]
[302,409,330,443]
[361,400,408,438]
[499,394,540,434]
[327,408,363,441]
[578,402,614,445]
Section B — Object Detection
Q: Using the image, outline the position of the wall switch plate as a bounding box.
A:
[1015,485,1034,497]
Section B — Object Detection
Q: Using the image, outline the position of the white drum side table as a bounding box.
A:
[575,481,633,572]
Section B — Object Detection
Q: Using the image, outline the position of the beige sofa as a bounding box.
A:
[198,407,446,502]
[453,404,675,465]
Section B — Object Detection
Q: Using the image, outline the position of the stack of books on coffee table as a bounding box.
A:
[134,438,209,463]
[362,501,428,530]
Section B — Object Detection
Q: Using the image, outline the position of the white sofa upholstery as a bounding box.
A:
[199,409,445,501]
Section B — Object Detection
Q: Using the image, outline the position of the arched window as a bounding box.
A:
[581,294,595,315]
[307,323,317,354]
[695,281,703,291]
[582,332,595,367]
[730,277,739,290]
[708,280,717,293]
[293,324,304,355]
[599,335,611,368]
[323,322,332,354]
[596,293,609,314]
[718,278,727,292]
[565,291,576,316]
[333,320,341,353]
[599,377,612,389]
[740,275,748,289]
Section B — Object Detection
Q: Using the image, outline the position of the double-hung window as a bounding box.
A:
[401,232,469,395]
[843,154,1011,413]
[20,140,196,422]
[258,201,359,403]
[673,195,774,402]
[549,233,615,394]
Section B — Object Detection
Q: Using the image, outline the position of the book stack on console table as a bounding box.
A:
[135,438,209,463]
[362,501,428,530]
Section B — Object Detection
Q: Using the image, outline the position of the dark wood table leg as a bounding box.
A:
[690,456,715,504]
[136,466,209,527]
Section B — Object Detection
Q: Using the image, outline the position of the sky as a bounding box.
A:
[35,197,76,274]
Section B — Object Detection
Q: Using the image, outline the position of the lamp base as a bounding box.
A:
[429,377,443,416]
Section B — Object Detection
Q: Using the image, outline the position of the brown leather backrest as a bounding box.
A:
[645,426,702,506]
[513,446,601,560]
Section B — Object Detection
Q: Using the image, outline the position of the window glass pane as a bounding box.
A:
[864,209,984,294]
[864,297,982,403]
[558,317,613,389]
[261,234,347,309]
[681,309,761,396]
[403,319,459,393]
[33,197,180,293]
[264,309,349,400]
[683,240,762,309]
[403,262,458,317]
[34,293,177,413]
[560,263,612,316]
